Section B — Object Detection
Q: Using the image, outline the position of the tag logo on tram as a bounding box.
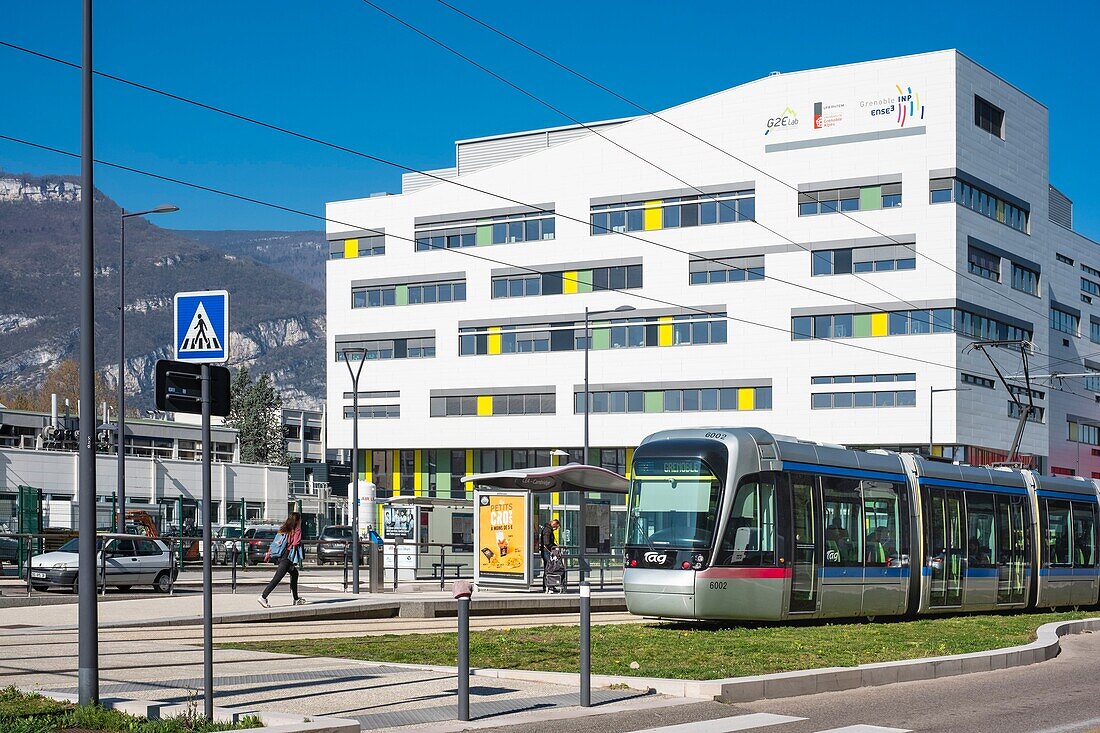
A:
[643,551,668,565]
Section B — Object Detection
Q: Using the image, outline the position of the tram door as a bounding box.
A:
[789,473,821,613]
[927,488,965,607]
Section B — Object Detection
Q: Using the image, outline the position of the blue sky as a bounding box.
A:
[1,0,1098,237]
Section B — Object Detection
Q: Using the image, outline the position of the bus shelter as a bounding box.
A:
[462,464,629,589]
[376,496,474,581]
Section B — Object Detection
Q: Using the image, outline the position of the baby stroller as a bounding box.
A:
[543,547,565,594]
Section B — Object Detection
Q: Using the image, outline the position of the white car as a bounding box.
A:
[29,535,176,593]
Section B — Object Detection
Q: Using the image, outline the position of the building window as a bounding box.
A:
[431,393,555,417]
[415,210,555,252]
[793,308,1031,342]
[352,279,465,308]
[961,373,996,389]
[1091,321,1100,345]
[1050,307,1079,336]
[335,337,435,361]
[590,189,755,236]
[811,390,916,409]
[928,177,1029,233]
[798,183,901,216]
[967,246,1000,281]
[689,256,764,284]
[492,264,642,298]
[342,405,400,419]
[812,245,916,276]
[460,312,727,356]
[1069,421,1100,446]
[1083,264,1100,279]
[329,234,385,260]
[1083,278,1100,298]
[974,96,1005,138]
[811,372,915,385]
[1007,384,1045,401]
[576,385,771,414]
[1057,253,1075,265]
[1011,263,1039,296]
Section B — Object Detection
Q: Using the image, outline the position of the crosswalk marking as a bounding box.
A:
[630,713,806,733]
[818,721,910,726]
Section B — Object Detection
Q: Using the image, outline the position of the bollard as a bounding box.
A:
[99,544,107,596]
[439,544,446,591]
[25,547,31,597]
[230,547,238,594]
[580,582,591,707]
[454,580,474,721]
[392,540,399,592]
[168,543,176,596]
[343,541,350,592]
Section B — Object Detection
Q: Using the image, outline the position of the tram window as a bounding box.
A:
[965,492,996,568]
[717,474,776,566]
[822,477,862,566]
[627,458,722,548]
[1044,500,1072,566]
[1072,502,1097,567]
[863,482,902,567]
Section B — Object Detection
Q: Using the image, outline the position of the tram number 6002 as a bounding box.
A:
[708,581,728,590]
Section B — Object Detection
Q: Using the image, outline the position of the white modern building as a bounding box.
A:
[325,48,1100,535]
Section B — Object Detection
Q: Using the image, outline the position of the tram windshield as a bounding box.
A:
[627,457,722,548]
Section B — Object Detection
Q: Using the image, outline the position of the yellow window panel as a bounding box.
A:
[644,200,663,230]
[464,450,475,494]
[487,326,502,355]
[392,451,400,496]
[343,239,359,259]
[477,395,493,416]
[737,387,755,411]
[563,270,579,294]
[658,316,674,346]
[870,312,888,337]
[414,450,423,496]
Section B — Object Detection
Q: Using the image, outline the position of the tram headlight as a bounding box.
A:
[691,553,705,570]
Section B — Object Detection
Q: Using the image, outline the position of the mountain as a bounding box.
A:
[0,171,326,409]
[173,229,327,293]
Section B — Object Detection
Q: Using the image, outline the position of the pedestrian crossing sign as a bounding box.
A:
[174,290,230,363]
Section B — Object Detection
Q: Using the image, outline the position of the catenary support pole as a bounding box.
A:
[201,364,213,719]
[343,350,366,594]
[77,0,99,706]
[580,582,591,707]
[117,215,126,534]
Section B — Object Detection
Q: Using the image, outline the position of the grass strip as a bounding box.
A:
[0,686,262,733]
[221,610,1094,680]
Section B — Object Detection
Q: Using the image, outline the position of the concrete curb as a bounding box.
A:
[372,616,1100,703]
[31,690,360,732]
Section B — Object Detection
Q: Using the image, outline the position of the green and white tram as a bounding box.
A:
[623,428,1100,620]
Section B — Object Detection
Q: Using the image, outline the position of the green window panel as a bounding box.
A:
[578,270,594,294]
[644,391,663,413]
[859,186,882,211]
[592,327,611,350]
[853,313,871,338]
[476,224,492,246]
[395,285,409,306]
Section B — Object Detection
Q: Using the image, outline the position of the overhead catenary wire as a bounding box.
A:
[0,130,1026,383]
[0,37,1036,350]
[429,0,1063,332]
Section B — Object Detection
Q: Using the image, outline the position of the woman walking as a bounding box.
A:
[257,512,306,607]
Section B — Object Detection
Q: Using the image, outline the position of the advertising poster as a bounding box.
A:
[475,492,529,583]
[382,505,416,541]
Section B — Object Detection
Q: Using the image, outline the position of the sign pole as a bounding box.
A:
[201,363,213,719]
[77,0,99,706]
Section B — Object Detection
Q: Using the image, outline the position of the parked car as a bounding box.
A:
[218,525,245,564]
[28,535,175,593]
[316,525,365,565]
[244,525,279,565]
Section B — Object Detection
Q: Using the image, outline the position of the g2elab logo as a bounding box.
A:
[862,84,925,127]
[764,107,799,135]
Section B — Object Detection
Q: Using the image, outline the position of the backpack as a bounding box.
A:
[269,532,288,561]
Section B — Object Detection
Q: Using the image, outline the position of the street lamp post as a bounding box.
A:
[342,348,368,594]
[117,205,178,533]
[581,305,634,582]
[929,386,969,457]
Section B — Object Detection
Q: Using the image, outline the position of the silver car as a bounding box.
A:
[29,535,175,593]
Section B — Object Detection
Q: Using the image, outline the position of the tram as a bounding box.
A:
[623,427,1100,620]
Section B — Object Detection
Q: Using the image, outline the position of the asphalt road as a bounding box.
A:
[481,630,1100,733]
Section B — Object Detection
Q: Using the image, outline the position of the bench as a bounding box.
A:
[431,562,466,579]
